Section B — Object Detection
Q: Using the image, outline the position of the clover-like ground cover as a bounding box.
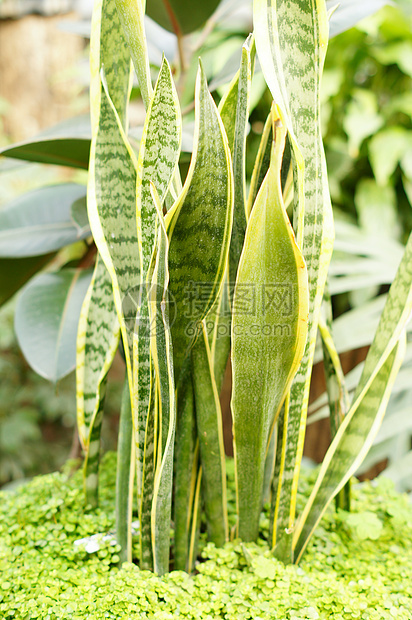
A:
[1,452,411,620]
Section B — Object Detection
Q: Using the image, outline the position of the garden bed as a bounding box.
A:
[1,453,411,620]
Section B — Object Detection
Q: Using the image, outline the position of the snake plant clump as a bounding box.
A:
[73,0,412,576]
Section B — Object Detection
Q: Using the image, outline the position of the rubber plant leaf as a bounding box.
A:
[0,254,55,308]
[166,61,234,383]
[253,0,334,558]
[15,269,93,382]
[76,254,120,507]
[148,185,176,576]
[88,0,139,399]
[146,0,222,36]
[231,114,308,542]
[294,230,412,560]
[0,116,91,168]
[0,184,88,258]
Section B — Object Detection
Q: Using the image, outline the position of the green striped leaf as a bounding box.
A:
[134,61,181,569]
[136,57,181,276]
[88,0,139,395]
[115,0,153,109]
[294,231,412,559]
[149,187,176,576]
[254,0,334,557]
[173,365,198,571]
[231,117,308,542]
[76,254,120,506]
[219,34,255,288]
[191,323,228,547]
[116,378,134,564]
[166,62,234,382]
[294,336,406,561]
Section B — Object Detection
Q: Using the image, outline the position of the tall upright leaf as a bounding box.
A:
[231,116,308,542]
[191,324,228,547]
[167,62,234,382]
[88,0,139,399]
[149,187,176,576]
[219,34,255,288]
[115,0,153,109]
[254,0,334,557]
[134,58,181,568]
[76,254,120,506]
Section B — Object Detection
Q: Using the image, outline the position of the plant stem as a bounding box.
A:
[116,377,134,564]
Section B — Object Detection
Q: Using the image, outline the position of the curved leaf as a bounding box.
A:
[15,269,93,382]
[0,184,87,258]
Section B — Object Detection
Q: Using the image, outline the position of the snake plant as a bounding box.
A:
[75,0,412,574]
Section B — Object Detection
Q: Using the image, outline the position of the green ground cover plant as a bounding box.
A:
[1,453,411,619]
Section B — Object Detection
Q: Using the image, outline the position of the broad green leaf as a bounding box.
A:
[15,269,93,382]
[231,124,308,542]
[355,180,399,240]
[343,90,384,157]
[327,0,392,38]
[294,334,406,561]
[167,62,234,382]
[0,139,90,169]
[76,254,120,506]
[219,34,254,289]
[368,127,410,187]
[254,0,334,557]
[71,196,90,237]
[0,254,55,307]
[146,0,222,35]
[0,184,87,258]
[191,323,228,547]
[88,0,139,394]
[115,0,153,109]
[0,116,91,168]
[149,192,176,576]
